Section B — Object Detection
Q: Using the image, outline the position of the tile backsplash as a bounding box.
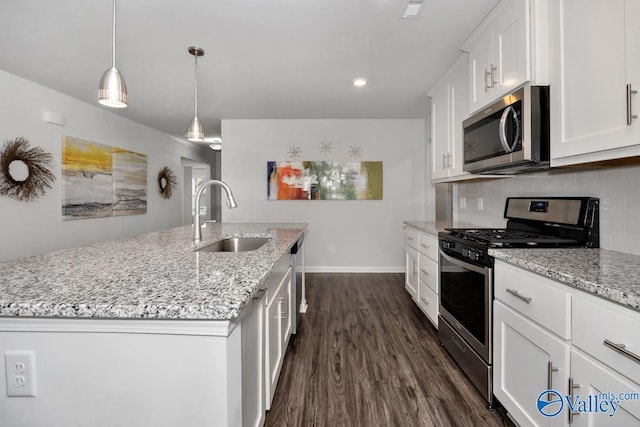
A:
[455,162,640,256]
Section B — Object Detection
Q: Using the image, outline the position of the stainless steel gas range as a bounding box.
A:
[437,197,600,409]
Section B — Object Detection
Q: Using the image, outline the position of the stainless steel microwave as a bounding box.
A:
[462,85,550,174]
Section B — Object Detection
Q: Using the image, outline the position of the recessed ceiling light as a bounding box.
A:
[353,78,367,87]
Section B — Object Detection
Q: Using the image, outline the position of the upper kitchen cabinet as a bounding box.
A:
[462,0,548,114]
[429,54,471,182]
[549,0,640,166]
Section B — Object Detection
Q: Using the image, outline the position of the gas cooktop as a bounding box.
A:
[444,228,580,248]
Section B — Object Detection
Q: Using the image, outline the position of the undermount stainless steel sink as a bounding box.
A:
[196,237,271,253]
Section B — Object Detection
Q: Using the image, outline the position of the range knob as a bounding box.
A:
[440,240,455,249]
[463,248,482,261]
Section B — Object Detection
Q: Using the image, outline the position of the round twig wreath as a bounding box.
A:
[0,137,55,202]
[157,166,177,199]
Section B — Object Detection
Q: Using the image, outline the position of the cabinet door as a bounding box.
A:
[448,56,470,178]
[571,350,640,426]
[242,296,266,427]
[280,268,292,352]
[431,80,451,180]
[494,301,570,427]
[404,245,419,300]
[265,282,283,409]
[550,0,638,164]
[492,0,529,98]
[469,32,494,114]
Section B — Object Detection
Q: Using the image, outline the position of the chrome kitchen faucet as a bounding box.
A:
[193,179,238,242]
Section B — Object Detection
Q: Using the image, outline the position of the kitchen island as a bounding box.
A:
[0,222,306,427]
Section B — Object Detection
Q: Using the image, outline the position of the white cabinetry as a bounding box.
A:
[494,260,640,427]
[242,293,266,427]
[264,257,292,409]
[494,262,570,427]
[549,0,640,166]
[429,54,471,183]
[404,228,419,300]
[463,0,532,113]
[404,226,439,327]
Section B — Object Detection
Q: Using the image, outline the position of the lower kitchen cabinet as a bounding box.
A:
[570,350,640,426]
[404,226,439,327]
[494,260,640,427]
[494,301,570,427]
[242,293,266,427]
[405,244,419,300]
[264,260,292,409]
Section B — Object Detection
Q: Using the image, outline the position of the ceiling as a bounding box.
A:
[0,0,499,142]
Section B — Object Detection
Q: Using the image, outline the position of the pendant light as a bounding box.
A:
[98,0,127,108]
[186,46,205,142]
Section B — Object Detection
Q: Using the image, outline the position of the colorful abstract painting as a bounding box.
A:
[62,136,147,220]
[267,161,383,200]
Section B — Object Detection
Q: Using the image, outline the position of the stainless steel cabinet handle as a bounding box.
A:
[506,288,532,304]
[412,259,418,275]
[603,339,640,364]
[279,296,288,318]
[442,153,447,169]
[420,268,429,275]
[547,361,559,401]
[420,243,429,249]
[627,84,638,125]
[485,68,492,91]
[490,64,498,87]
[447,153,452,168]
[568,377,581,424]
[420,297,431,305]
[406,236,414,241]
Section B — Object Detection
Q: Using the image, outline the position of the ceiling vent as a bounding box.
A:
[401,0,424,18]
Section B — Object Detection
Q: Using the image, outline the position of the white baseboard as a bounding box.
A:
[304,266,404,273]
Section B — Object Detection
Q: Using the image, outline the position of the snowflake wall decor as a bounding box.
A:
[287,145,302,160]
[319,140,333,155]
[348,144,363,159]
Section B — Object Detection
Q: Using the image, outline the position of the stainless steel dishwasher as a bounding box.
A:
[290,233,305,334]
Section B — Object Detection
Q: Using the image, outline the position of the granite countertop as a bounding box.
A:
[490,248,640,313]
[0,223,306,321]
[403,220,480,236]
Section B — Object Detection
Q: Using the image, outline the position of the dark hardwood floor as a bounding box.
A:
[264,273,508,427]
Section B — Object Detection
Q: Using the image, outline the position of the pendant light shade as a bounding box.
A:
[98,0,127,108]
[186,46,205,142]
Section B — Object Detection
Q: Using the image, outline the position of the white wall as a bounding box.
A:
[0,70,214,261]
[221,119,425,272]
[455,164,640,256]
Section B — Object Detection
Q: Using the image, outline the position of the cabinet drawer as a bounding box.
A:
[419,253,438,293]
[418,281,438,327]
[573,294,640,385]
[405,228,419,250]
[494,260,571,339]
[418,232,439,261]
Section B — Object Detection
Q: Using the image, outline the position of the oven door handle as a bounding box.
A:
[439,248,488,275]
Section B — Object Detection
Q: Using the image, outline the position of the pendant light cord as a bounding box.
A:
[193,54,198,117]
[111,0,117,68]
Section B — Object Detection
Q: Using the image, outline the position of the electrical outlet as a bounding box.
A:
[477,197,484,211]
[460,197,467,209]
[5,351,37,397]
[329,244,336,254]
